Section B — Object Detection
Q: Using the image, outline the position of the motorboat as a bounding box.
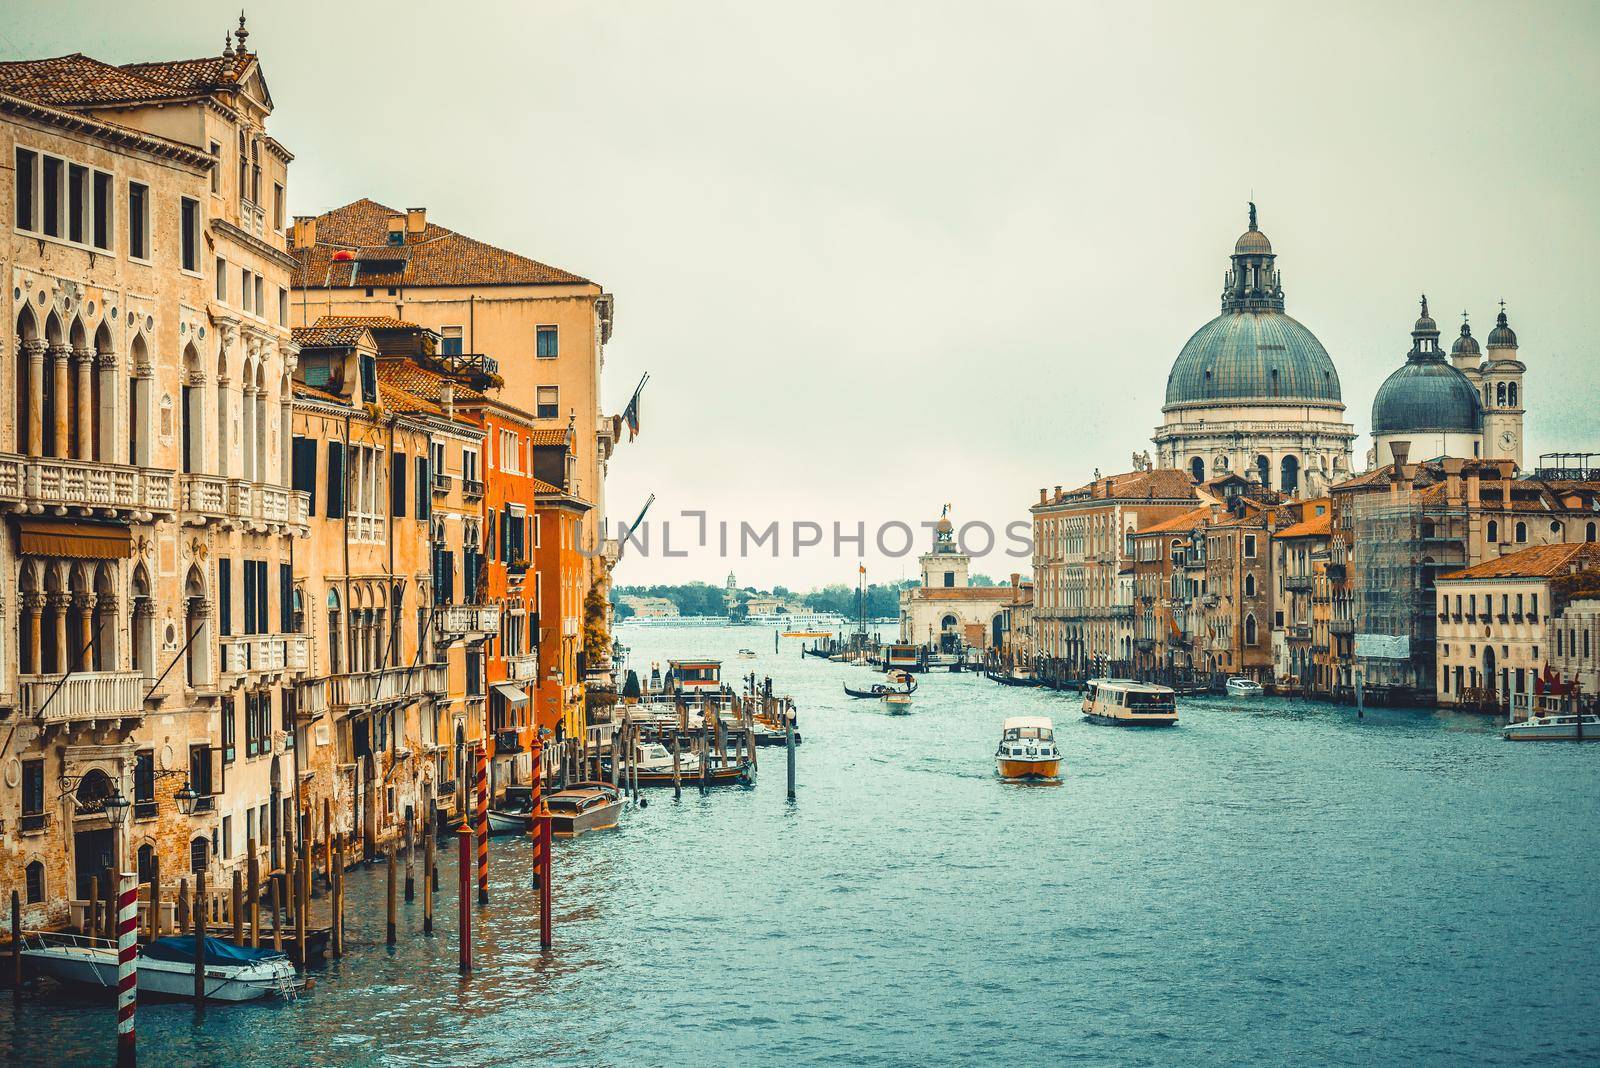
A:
[487,785,536,835]
[1225,676,1265,698]
[996,717,1062,780]
[1081,678,1178,727]
[629,741,751,786]
[1502,713,1600,741]
[22,932,299,1002]
[986,670,1039,687]
[736,648,757,659]
[546,782,625,837]
[882,692,912,714]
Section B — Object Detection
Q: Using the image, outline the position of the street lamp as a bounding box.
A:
[174,780,199,816]
[103,788,131,826]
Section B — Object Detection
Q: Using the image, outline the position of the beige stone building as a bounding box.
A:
[0,26,307,927]
[1435,543,1600,711]
[899,510,1012,653]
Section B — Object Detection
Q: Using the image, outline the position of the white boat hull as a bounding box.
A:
[1225,679,1264,698]
[1502,716,1600,741]
[24,944,295,1002]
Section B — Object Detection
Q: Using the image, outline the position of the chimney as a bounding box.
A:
[1443,457,1464,505]
[1466,467,1481,508]
[291,215,317,247]
[1039,488,1047,505]
[440,380,455,419]
[386,215,405,245]
[406,207,427,234]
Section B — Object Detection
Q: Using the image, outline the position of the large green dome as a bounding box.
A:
[1165,310,1342,407]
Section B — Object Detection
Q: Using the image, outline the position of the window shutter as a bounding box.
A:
[501,506,511,561]
[280,563,293,632]
[218,559,232,637]
[392,453,407,518]
[327,441,345,518]
[256,562,268,637]
[415,455,430,519]
[242,560,256,634]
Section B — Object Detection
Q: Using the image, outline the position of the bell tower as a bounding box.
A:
[1480,302,1526,470]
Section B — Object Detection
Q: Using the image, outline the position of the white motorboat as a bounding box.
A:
[22,932,299,1002]
[1225,676,1265,698]
[996,716,1062,780]
[881,692,913,714]
[1502,713,1600,741]
[1081,678,1179,727]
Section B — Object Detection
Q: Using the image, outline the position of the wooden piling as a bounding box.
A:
[475,745,489,906]
[321,799,332,895]
[671,734,682,800]
[537,802,552,951]
[268,872,282,954]
[386,843,397,946]
[193,871,206,1006]
[231,869,243,945]
[294,852,307,971]
[422,822,435,935]
[11,890,21,997]
[457,827,472,975]
[404,817,415,903]
[331,834,344,960]
[177,878,189,935]
[430,799,440,893]
[102,867,115,941]
[785,699,797,801]
[147,855,161,940]
[87,876,99,940]
[246,842,260,948]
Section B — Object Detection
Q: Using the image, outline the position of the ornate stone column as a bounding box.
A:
[22,339,47,456]
[24,593,44,675]
[76,593,95,672]
[241,385,258,483]
[50,344,71,459]
[94,592,117,671]
[49,592,71,675]
[132,597,154,678]
[73,346,94,461]
[96,348,118,464]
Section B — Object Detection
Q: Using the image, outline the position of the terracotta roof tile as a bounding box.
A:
[292,325,369,347]
[527,428,571,447]
[1137,505,1213,535]
[0,52,251,108]
[292,381,348,405]
[1440,543,1600,581]
[291,199,590,289]
[1274,513,1331,539]
[313,314,418,331]
[378,382,440,416]
[376,360,486,405]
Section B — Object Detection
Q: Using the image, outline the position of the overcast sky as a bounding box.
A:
[8,1,1598,589]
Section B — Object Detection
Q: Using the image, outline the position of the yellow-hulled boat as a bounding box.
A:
[995,716,1061,780]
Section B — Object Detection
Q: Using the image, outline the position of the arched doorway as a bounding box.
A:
[1482,645,1497,706]
[991,614,1004,650]
[939,613,960,653]
[72,769,116,898]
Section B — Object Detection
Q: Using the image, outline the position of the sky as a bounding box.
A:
[7,1,1599,589]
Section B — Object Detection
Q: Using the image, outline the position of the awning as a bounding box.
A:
[492,683,529,710]
[16,519,132,559]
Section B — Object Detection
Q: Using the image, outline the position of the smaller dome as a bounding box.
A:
[1371,360,1484,435]
[1411,294,1437,336]
[1234,229,1272,255]
[1487,309,1517,348]
[1451,321,1480,356]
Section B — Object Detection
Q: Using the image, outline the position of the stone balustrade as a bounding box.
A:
[439,604,500,636]
[0,455,175,515]
[19,671,145,723]
[181,475,309,529]
[504,653,539,681]
[219,634,310,677]
[330,662,450,709]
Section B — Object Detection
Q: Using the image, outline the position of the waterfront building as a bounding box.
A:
[899,509,1014,652]
[0,24,307,927]
[1030,469,1199,676]
[1153,204,1355,494]
[1269,499,1331,692]
[618,596,679,619]
[994,575,1034,669]
[1129,505,1211,680]
[1547,588,1600,715]
[1435,543,1600,711]
[1199,497,1283,682]
[529,429,592,748]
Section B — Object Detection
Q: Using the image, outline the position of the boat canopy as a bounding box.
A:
[1002,716,1054,731]
[142,935,285,965]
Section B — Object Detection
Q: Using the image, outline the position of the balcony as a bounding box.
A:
[1134,638,1155,652]
[1282,576,1314,594]
[463,478,484,501]
[295,677,328,719]
[432,471,453,496]
[182,475,309,531]
[219,634,310,677]
[329,663,450,710]
[504,653,539,682]
[1288,624,1313,641]
[1330,619,1355,636]
[438,604,500,638]
[19,671,145,724]
[0,455,175,517]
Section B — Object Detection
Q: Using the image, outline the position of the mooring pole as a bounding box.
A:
[475,745,489,906]
[193,871,207,1008]
[11,890,22,1000]
[457,827,472,975]
[538,800,553,951]
[423,820,436,936]
[404,817,415,903]
[246,841,260,948]
[785,699,797,801]
[116,871,137,1067]
[386,842,397,947]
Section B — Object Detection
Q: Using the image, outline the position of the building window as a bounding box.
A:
[25,862,44,904]
[1243,534,1257,559]
[216,257,228,301]
[241,268,253,314]
[92,170,112,250]
[127,182,150,259]
[536,386,559,419]
[1245,574,1256,598]
[1515,521,1527,543]
[21,760,45,829]
[536,325,558,358]
[441,326,463,356]
[273,182,285,231]
[180,197,200,271]
[134,750,156,819]
[220,693,236,763]
[1244,615,1258,646]
[14,148,37,231]
[1488,520,1499,543]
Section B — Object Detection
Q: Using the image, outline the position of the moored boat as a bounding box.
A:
[1225,676,1264,698]
[629,741,752,786]
[882,692,912,714]
[546,782,625,836]
[843,672,918,700]
[996,716,1061,780]
[1081,678,1178,727]
[23,933,299,1002]
[1502,713,1600,741]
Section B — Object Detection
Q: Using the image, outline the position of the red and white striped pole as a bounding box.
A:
[115,870,137,1067]
[475,744,489,905]
[529,733,552,949]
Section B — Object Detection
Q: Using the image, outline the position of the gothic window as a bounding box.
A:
[1244,615,1258,646]
[1244,574,1256,598]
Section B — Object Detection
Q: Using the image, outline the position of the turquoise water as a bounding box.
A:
[4,623,1598,1066]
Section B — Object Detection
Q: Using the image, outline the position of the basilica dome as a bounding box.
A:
[1371,297,1483,435]
[1165,310,1342,406]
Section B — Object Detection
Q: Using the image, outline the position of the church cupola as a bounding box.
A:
[1450,313,1481,370]
[1486,303,1519,354]
[1408,294,1443,360]
[1220,202,1285,313]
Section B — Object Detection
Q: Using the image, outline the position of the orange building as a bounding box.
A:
[529,428,592,752]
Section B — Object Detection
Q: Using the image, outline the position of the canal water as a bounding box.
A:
[3,623,1598,1066]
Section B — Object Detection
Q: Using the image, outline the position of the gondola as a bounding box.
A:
[985,670,1041,687]
[843,673,918,699]
[803,646,835,659]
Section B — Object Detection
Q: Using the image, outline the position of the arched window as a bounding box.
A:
[1244,574,1256,598]
[25,861,44,904]
[327,589,342,674]
[1508,382,1518,407]
[1280,455,1299,496]
[1255,455,1270,487]
[137,844,156,884]
[1487,520,1499,543]
[1244,615,1258,646]
[1190,456,1205,482]
[1515,521,1527,543]
[190,836,209,874]
[1587,521,1596,543]
[1496,382,1507,406]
